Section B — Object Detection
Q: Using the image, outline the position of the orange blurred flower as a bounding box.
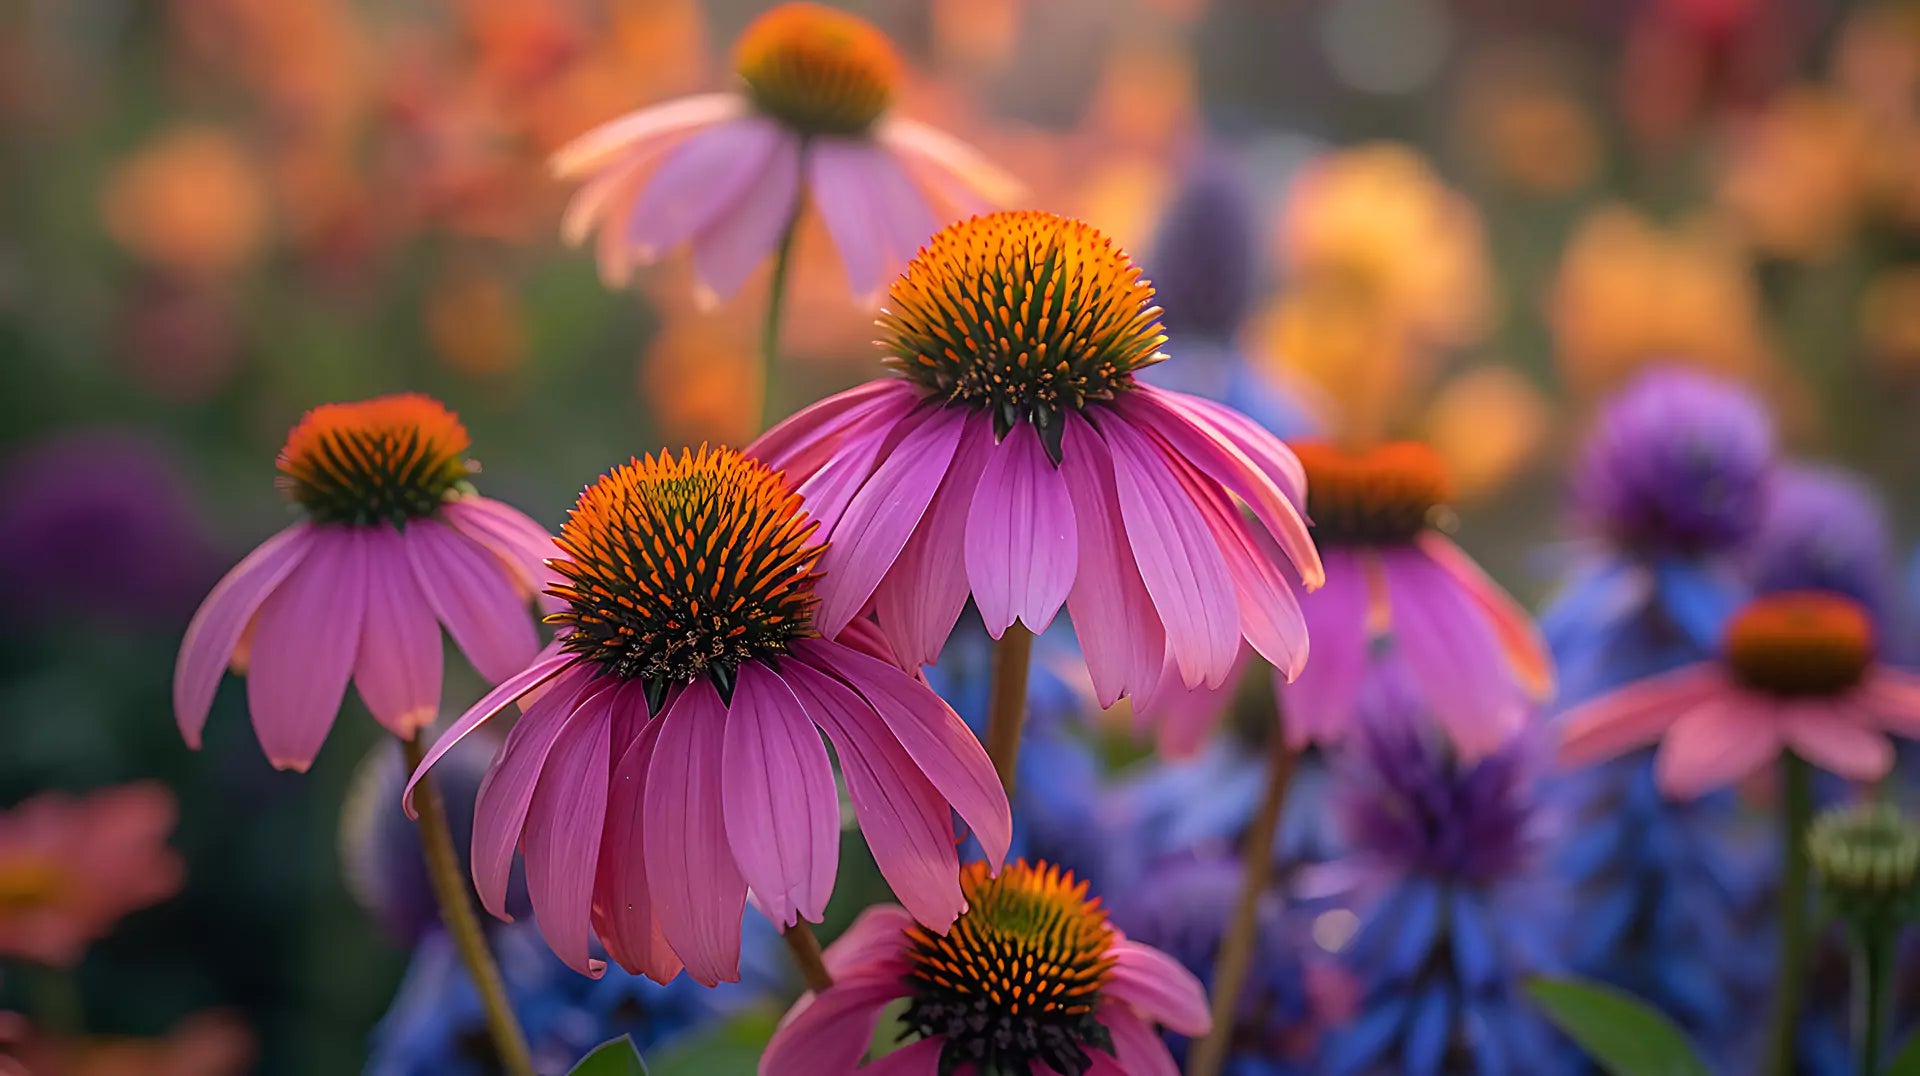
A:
[1455,51,1601,196]
[0,784,185,968]
[100,126,268,277]
[1422,364,1554,500]
[638,315,761,446]
[2,1011,253,1076]
[1861,265,1920,378]
[424,266,529,377]
[1716,87,1873,261]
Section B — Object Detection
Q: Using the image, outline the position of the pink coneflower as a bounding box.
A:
[552,2,1021,303]
[173,394,551,772]
[1281,441,1551,759]
[1560,590,1920,797]
[759,860,1209,1075]
[406,446,1010,985]
[0,783,185,967]
[750,211,1321,716]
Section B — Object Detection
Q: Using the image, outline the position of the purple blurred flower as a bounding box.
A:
[1151,155,1262,343]
[1748,462,1895,625]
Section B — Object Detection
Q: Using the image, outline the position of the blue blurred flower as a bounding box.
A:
[1114,736,1340,870]
[1746,462,1896,630]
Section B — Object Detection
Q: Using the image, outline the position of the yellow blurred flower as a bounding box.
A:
[1422,364,1554,500]
[100,126,269,277]
[424,267,529,377]
[638,316,761,446]
[1716,87,1873,262]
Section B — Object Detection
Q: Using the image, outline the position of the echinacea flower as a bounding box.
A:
[1280,441,1549,758]
[173,394,552,772]
[406,446,1010,985]
[750,211,1321,722]
[1560,591,1920,797]
[759,860,1210,1075]
[0,783,185,967]
[553,2,1021,303]
[1748,463,1895,628]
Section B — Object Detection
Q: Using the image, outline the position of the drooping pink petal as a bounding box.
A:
[1096,415,1239,689]
[874,116,1025,209]
[750,378,921,481]
[1059,413,1165,709]
[353,526,444,738]
[965,420,1079,637]
[1655,699,1783,799]
[858,143,939,278]
[1101,1004,1183,1076]
[468,667,603,919]
[853,1037,944,1075]
[645,679,750,986]
[820,904,915,979]
[1106,939,1212,1036]
[591,682,684,983]
[723,662,840,928]
[1558,666,1726,768]
[807,139,907,300]
[246,528,369,771]
[1417,532,1554,701]
[401,645,576,817]
[779,660,966,929]
[786,407,923,542]
[1143,388,1308,509]
[757,976,904,1076]
[174,523,314,749]
[1382,548,1526,760]
[1192,482,1307,681]
[550,93,746,179]
[1857,669,1920,736]
[1280,548,1370,748]
[798,639,1012,870]
[404,519,540,684]
[522,687,616,976]
[592,166,654,287]
[874,412,993,666]
[441,497,557,602]
[1779,703,1894,783]
[691,128,804,305]
[623,116,784,260]
[812,407,967,635]
[1147,658,1240,760]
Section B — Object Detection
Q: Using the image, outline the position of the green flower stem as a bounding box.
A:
[1768,754,1814,1076]
[984,624,1034,793]
[403,734,536,1076]
[1851,922,1893,1076]
[758,198,806,433]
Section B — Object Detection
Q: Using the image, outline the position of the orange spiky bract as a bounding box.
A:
[546,446,823,700]
[1293,440,1454,546]
[275,393,475,527]
[902,860,1118,1075]
[735,2,899,136]
[1723,591,1875,698]
[880,211,1168,462]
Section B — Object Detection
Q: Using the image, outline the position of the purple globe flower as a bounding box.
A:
[1573,367,1775,557]
[1149,154,1262,343]
[1748,463,1895,625]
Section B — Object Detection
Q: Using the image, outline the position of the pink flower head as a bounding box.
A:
[0,783,185,967]
[552,2,1022,304]
[1560,590,1920,797]
[750,211,1323,728]
[173,394,552,772]
[405,446,1010,985]
[760,860,1209,1075]
[1282,442,1552,759]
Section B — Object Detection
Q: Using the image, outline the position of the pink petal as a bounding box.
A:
[1857,669,1920,736]
[440,497,557,601]
[874,412,994,666]
[1780,704,1894,783]
[1280,548,1369,748]
[965,421,1079,637]
[1192,483,1307,681]
[1417,532,1554,701]
[405,519,540,684]
[1059,413,1165,709]
[875,116,1025,208]
[174,523,314,749]
[1096,415,1239,689]
[757,975,904,1076]
[821,904,915,979]
[779,660,966,929]
[1146,660,1239,760]
[787,409,922,543]
[246,527,368,771]
[591,683,684,983]
[401,645,576,817]
[1656,699,1783,799]
[522,688,616,975]
[858,142,939,277]
[798,639,1011,870]
[1558,666,1726,768]
[723,662,840,928]
[812,407,967,636]
[623,116,784,259]
[645,679,749,986]
[750,378,921,481]
[806,139,918,300]
[691,128,803,304]
[1101,1004,1183,1076]
[354,526,443,738]
[855,1037,944,1075]
[549,93,745,179]
[468,666,602,919]
[1142,388,1308,509]
[1383,548,1526,760]
[1106,939,1212,1036]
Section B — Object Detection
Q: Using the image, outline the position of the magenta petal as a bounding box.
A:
[1280,548,1370,748]
[812,407,967,636]
[797,639,1011,869]
[1107,939,1212,1035]
[591,683,684,983]
[405,519,539,684]
[722,662,840,927]
[1101,1004,1182,1076]
[965,420,1079,637]
[1145,388,1308,508]
[1193,484,1307,681]
[174,523,314,749]
[807,139,895,299]
[749,379,920,482]
[1059,414,1165,709]
[354,526,444,738]
[859,144,938,276]
[779,660,966,929]
[522,690,615,976]
[246,527,369,771]
[1096,416,1239,689]
[691,128,803,303]
[624,116,782,258]
[787,409,918,543]
[821,904,915,979]
[1656,699,1782,798]
[854,1037,944,1076]
[757,975,904,1076]
[468,666,601,918]
[645,679,749,986]
[1383,548,1525,760]
[1780,705,1894,782]
[1557,666,1723,768]
[441,497,557,601]
[402,646,575,817]
[874,412,992,666]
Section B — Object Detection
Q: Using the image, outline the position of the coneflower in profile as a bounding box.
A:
[407,446,1010,986]
[174,394,552,771]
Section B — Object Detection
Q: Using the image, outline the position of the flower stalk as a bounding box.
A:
[1766,754,1813,1076]
[984,624,1034,792]
[782,921,835,994]
[759,197,806,432]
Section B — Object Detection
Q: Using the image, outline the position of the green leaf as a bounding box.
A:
[1526,977,1712,1076]
[643,1010,780,1076]
[566,1035,648,1076]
